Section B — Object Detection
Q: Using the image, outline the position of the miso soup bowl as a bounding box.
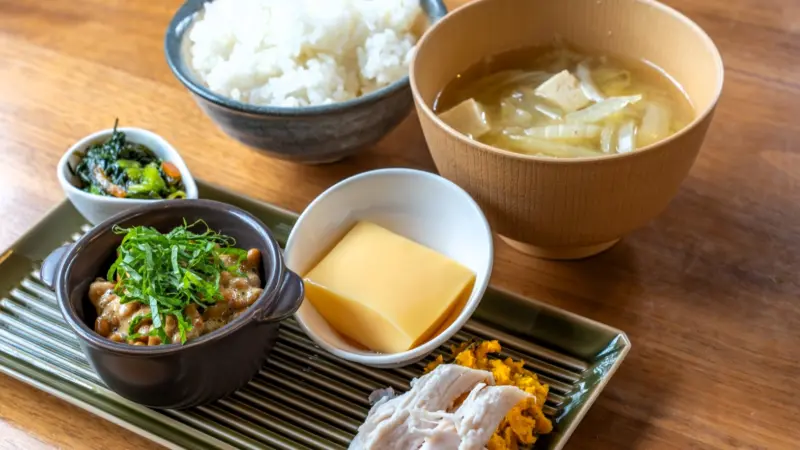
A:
[39,199,304,409]
[411,0,724,259]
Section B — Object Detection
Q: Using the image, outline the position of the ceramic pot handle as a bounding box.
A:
[257,271,304,324]
[41,244,72,291]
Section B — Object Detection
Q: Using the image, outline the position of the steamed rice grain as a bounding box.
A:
[188,0,422,107]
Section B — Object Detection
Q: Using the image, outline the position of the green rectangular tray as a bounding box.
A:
[0,180,630,450]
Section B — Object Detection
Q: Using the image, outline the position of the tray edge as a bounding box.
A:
[1,182,633,450]
[0,362,182,450]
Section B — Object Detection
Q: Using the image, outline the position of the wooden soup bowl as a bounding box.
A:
[411,0,724,259]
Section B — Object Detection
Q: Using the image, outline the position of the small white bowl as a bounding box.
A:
[57,127,198,225]
[284,168,494,368]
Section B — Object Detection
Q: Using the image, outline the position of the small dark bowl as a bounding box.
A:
[40,199,304,409]
[164,0,448,164]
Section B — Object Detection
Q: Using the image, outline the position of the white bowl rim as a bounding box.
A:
[56,127,199,205]
[286,167,494,367]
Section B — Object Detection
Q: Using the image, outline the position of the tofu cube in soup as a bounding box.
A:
[534,69,591,113]
[438,98,491,138]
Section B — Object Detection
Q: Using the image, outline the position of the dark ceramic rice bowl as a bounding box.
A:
[164,0,448,164]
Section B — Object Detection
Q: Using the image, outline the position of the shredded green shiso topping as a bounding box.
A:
[108,220,247,344]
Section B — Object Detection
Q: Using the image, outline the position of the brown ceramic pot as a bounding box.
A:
[41,199,304,409]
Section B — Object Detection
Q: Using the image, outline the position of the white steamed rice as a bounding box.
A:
[188,0,423,107]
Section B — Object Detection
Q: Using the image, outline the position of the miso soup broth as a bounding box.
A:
[434,44,695,158]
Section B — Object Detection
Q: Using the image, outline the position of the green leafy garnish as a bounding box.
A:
[127,312,152,336]
[108,220,247,344]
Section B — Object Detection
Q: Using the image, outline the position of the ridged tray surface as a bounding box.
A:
[0,181,629,450]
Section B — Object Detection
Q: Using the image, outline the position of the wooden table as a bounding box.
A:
[0,0,798,448]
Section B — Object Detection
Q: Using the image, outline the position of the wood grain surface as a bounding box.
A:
[0,0,798,449]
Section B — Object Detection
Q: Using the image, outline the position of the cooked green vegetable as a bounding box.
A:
[108,221,247,343]
[71,119,186,199]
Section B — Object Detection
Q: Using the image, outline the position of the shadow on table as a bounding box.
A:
[499,239,676,448]
[284,113,436,190]
[560,354,675,449]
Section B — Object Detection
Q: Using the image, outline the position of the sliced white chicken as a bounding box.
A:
[407,364,495,412]
[533,70,591,113]
[451,384,531,450]
[415,384,531,450]
[417,415,460,450]
[350,365,494,450]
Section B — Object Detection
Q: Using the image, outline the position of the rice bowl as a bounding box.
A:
[187,0,425,107]
[165,0,446,164]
